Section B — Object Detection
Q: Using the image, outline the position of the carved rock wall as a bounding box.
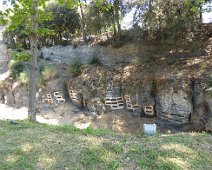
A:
[67,65,212,130]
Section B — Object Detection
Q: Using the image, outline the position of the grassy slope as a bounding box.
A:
[0,121,211,170]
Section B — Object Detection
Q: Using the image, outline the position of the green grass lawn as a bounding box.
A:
[0,121,211,170]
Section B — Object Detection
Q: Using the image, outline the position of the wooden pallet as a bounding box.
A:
[42,92,65,104]
[105,97,124,110]
[124,95,139,110]
[54,92,65,103]
[42,94,53,104]
[160,112,189,124]
[69,89,80,102]
[144,106,154,116]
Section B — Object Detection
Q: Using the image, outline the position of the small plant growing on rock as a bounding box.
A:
[69,58,83,77]
[0,80,6,89]
[72,42,78,48]
[45,57,52,61]
[132,57,143,65]
[89,54,102,65]
[133,54,156,65]
[207,77,212,87]
[9,60,25,78]
[98,71,107,87]
[19,70,30,86]
[40,64,57,82]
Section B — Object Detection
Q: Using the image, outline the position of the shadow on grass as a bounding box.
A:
[0,121,211,170]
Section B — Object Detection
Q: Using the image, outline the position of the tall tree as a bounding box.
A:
[44,4,80,44]
[28,0,38,121]
[0,0,50,121]
[94,0,125,37]
[58,0,86,41]
[1,0,78,121]
[79,0,87,41]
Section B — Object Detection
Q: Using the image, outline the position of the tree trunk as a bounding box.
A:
[28,0,38,121]
[199,5,202,23]
[59,32,62,43]
[115,6,121,37]
[79,0,87,42]
[111,6,117,36]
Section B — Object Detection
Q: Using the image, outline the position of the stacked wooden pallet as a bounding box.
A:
[42,92,65,104]
[159,112,189,124]
[124,95,139,110]
[144,106,154,116]
[105,97,124,110]
[53,92,65,103]
[42,94,53,104]
[68,89,81,102]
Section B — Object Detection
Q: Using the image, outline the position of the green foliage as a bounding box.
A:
[132,0,205,43]
[102,142,123,154]
[9,60,25,78]
[45,57,52,61]
[19,70,30,86]
[207,77,212,87]
[206,77,212,97]
[133,54,156,65]
[107,160,120,170]
[0,80,6,88]
[98,72,107,87]
[0,121,212,169]
[82,126,112,136]
[72,42,78,48]
[80,147,106,169]
[61,40,69,46]
[44,3,80,44]
[11,51,30,61]
[40,64,56,82]
[110,37,124,48]
[86,1,113,35]
[132,56,143,65]
[89,54,102,65]
[69,58,83,77]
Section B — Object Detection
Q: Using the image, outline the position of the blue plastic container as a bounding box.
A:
[143,124,157,135]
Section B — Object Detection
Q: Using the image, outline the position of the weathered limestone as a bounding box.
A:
[41,44,135,66]
[156,79,192,124]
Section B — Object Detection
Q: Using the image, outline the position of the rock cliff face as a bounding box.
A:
[67,64,212,130]
[1,40,212,131]
[155,79,193,124]
[40,42,212,130]
[41,44,137,65]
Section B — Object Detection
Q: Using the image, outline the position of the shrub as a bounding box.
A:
[45,57,52,61]
[11,51,30,61]
[19,70,30,86]
[9,60,25,78]
[89,54,102,65]
[0,80,6,88]
[207,77,212,87]
[40,64,56,82]
[39,52,44,59]
[61,40,69,46]
[132,57,143,65]
[69,58,83,77]
[110,38,124,48]
[132,54,156,65]
[98,71,106,87]
[142,54,156,64]
[72,42,78,48]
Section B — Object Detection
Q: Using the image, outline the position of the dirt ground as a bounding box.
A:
[35,102,156,135]
[0,101,157,135]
